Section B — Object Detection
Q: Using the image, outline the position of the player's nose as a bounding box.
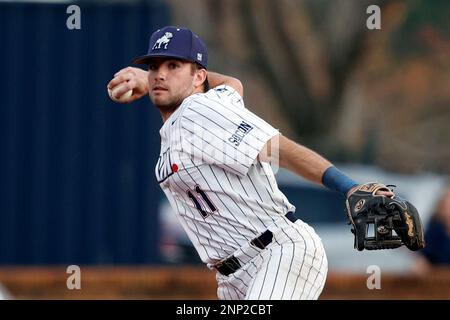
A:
[154,66,167,81]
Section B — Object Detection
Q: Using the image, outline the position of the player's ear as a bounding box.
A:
[193,68,207,89]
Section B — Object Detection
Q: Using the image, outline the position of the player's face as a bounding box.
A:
[147,58,199,114]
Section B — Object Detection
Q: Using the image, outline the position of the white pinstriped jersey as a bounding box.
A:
[155,85,295,264]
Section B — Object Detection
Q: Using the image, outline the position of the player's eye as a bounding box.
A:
[168,62,179,69]
[148,65,157,71]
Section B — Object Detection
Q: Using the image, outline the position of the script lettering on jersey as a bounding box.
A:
[228,121,253,147]
[156,148,175,183]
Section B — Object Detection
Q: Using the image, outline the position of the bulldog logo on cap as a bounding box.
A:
[152,32,173,50]
[133,26,208,69]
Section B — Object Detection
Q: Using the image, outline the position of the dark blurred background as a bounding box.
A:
[0,1,171,265]
[0,0,449,299]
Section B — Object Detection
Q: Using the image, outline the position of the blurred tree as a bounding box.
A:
[166,0,449,174]
[237,0,389,143]
[168,0,387,142]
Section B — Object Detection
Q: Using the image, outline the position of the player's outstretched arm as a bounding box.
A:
[207,71,243,97]
[259,134,333,186]
[107,67,149,103]
[259,134,393,198]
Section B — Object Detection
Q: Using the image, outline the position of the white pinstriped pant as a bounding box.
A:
[215,217,328,300]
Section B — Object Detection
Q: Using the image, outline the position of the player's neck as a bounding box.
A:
[161,110,176,123]
[158,100,182,123]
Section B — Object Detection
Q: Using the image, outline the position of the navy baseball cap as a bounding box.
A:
[133,26,208,69]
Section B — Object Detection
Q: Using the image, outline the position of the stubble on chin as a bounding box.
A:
[151,95,183,114]
[151,88,193,112]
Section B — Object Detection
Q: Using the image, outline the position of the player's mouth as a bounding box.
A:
[152,85,168,93]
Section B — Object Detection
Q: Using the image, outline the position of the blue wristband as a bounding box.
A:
[322,166,358,196]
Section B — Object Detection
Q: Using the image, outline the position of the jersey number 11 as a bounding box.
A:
[187,185,217,218]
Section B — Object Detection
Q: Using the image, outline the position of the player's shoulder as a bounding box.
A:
[176,86,245,129]
[184,85,244,114]
[206,84,243,104]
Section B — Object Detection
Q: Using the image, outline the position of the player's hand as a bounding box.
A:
[375,189,395,197]
[346,185,395,198]
[107,67,149,103]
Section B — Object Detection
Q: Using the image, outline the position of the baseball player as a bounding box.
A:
[107,26,398,300]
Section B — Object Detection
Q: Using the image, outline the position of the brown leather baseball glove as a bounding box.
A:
[346,183,426,251]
